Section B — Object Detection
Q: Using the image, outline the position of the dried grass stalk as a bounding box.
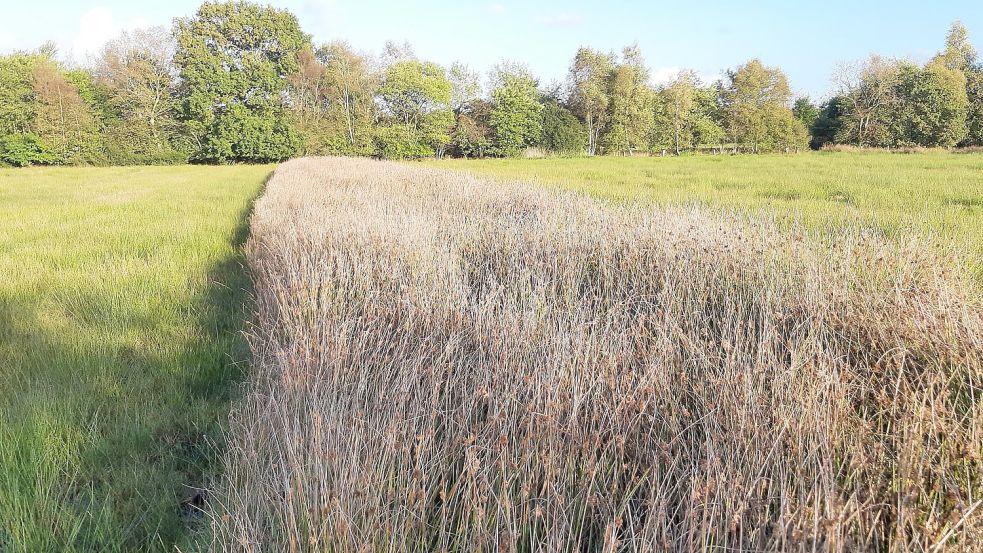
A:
[205,157,982,552]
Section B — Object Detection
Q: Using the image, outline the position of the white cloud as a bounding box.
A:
[301,0,346,36]
[650,66,682,86]
[650,66,718,87]
[534,12,584,27]
[70,7,149,63]
[487,3,506,14]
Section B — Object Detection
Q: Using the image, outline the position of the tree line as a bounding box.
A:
[1,1,980,166]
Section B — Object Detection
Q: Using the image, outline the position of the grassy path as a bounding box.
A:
[0,165,269,551]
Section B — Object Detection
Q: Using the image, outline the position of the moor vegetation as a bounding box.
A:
[205,157,982,551]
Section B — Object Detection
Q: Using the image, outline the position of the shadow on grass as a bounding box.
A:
[0,174,268,552]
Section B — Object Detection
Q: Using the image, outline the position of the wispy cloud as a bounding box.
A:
[487,3,506,15]
[70,7,149,62]
[302,0,347,35]
[650,66,718,87]
[534,12,584,27]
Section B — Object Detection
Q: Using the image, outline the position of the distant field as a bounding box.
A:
[0,165,269,551]
[429,152,983,252]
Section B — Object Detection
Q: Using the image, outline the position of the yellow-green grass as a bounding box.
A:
[0,165,270,551]
[427,151,983,255]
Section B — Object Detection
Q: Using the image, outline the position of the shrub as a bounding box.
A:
[0,133,57,167]
[373,124,433,160]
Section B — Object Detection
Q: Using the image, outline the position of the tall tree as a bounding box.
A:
[935,21,977,72]
[965,68,983,145]
[662,71,698,155]
[31,58,102,164]
[540,101,584,154]
[488,62,543,157]
[722,59,804,152]
[833,56,901,147]
[377,60,453,158]
[94,27,181,160]
[890,61,968,147]
[811,97,845,149]
[448,61,481,115]
[173,1,309,163]
[0,52,42,136]
[792,97,820,129]
[566,48,615,155]
[290,41,376,155]
[603,45,654,155]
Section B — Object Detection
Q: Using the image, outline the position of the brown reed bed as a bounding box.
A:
[203,157,982,552]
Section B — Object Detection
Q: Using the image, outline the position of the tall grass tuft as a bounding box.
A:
[206,157,982,552]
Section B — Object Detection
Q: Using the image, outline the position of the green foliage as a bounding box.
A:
[377,60,454,158]
[793,98,820,129]
[935,21,977,71]
[374,124,434,159]
[291,42,377,156]
[0,133,56,167]
[379,61,452,124]
[173,1,308,163]
[566,48,616,155]
[603,45,654,155]
[657,71,698,154]
[0,53,40,136]
[965,68,983,145]
[449,100,492,158]
[722,59,802,152]
[890,62,968,147]
[811,97,845,149]
[540,102,585,154]
[489,68,543,157]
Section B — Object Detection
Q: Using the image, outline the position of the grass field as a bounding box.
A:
[0,165,269,551]
[429,151,983,253]
[207,157,982,551]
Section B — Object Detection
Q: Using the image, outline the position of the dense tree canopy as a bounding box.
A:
[488,63,543,157]
[173,1,308,163]
[376,60,454,158]
[0,6,980,166]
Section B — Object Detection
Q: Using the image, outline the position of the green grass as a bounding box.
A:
[428,151,983,251]
[0,165,270,552]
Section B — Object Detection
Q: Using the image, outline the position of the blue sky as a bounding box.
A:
[2,1,980,100]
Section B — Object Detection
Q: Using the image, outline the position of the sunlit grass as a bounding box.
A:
[427,151,983,253]
[0,165,270,552]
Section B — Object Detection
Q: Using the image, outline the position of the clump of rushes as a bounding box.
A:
[205,157,982,552]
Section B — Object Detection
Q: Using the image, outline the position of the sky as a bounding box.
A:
[2,1,981,100]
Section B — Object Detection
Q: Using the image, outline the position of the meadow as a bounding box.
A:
[207,157,981,551]
[1,152,981,551]
[430,151,983,255]
[0,165,269,551]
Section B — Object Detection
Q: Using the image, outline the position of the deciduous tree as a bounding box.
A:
[488,62,543,157]
[377,60,454,157]
[891,61,968,147]
[603,45,654,155]
[173,1,308,163]
[722,59,804,152]
[566,48,614,155]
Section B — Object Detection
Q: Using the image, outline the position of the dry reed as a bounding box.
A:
[204,157,982,552]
